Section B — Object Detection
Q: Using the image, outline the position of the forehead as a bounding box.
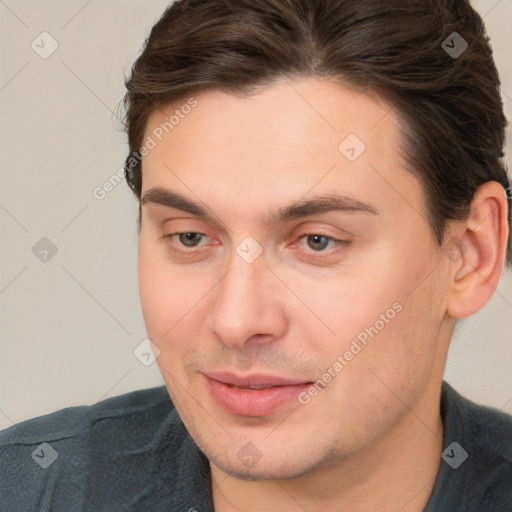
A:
[140,78,422,228]
[144,78,399,155]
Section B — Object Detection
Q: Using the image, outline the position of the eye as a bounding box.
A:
[159,232,209,251]
[158,231,350,260]
[301,234,334,251]
[294,233,350,256]
[176,232,206,248]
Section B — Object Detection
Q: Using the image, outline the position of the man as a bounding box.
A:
[1,0,511,510]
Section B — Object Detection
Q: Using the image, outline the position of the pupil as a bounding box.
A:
[180,233,201,247]
[309,235,328,251]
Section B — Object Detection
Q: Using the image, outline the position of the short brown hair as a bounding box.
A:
[122,0,511,265]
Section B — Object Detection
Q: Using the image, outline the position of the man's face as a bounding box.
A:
[138,78,451,479]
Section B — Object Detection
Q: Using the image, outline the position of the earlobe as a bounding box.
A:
[446,181,509,319]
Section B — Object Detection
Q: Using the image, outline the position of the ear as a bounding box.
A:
[446,181,509,319]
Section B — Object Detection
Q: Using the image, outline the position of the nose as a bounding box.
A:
[206,249,287,350]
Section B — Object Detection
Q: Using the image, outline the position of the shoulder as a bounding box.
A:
[0,386,186,511]
[442,381,512,460]
[0,385,172,446]
[426,381,512,511]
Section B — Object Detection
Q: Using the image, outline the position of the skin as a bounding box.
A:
[137,78,508,511]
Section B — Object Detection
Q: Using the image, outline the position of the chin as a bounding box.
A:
[210,455,311,481]
[205,437,342,482]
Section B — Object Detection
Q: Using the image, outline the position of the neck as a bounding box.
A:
[210,380,444,512]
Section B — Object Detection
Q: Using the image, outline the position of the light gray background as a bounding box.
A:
[1,0,511,428]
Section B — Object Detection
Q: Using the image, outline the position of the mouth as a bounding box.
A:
[203,371,313,417]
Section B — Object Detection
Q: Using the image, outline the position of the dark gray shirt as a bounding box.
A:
[1,381,511,511]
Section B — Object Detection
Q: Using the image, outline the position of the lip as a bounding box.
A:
[203,371,313,417]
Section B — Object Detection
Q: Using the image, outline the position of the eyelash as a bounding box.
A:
[158,232,350,259]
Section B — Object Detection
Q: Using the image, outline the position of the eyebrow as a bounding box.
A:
[141,187,379,226]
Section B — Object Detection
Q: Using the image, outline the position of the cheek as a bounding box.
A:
[332,285,441,414]
[297,250,439,385]
[138,243,184,343]
[138,252,167,336]
[138,242,212,360]
[296,268,406,353]
[138,255,195,400]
